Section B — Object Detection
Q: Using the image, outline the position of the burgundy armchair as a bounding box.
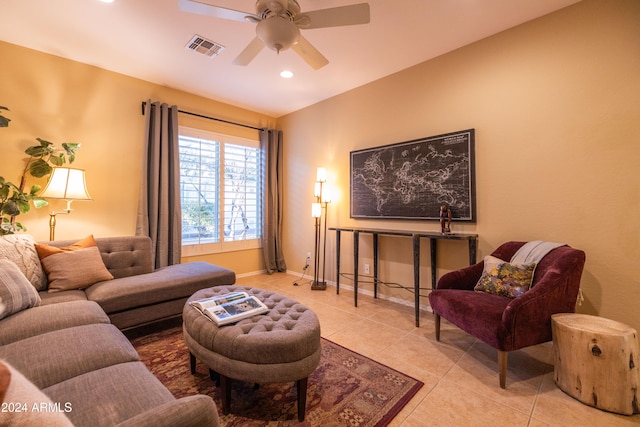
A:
[428,241,586,388]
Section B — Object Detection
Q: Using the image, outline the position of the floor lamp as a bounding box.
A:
[311,168,330,291]
[39,167,92,240]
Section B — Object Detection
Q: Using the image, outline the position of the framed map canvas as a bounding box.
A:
[350,129,476,221]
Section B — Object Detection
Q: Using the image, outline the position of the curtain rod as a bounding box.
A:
[141,101,264,131]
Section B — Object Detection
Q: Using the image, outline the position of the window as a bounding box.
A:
[179,127,262,255]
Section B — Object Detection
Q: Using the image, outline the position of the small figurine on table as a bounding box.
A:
[439,204,452,234]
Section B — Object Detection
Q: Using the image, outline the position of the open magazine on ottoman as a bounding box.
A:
[190,291,269,326]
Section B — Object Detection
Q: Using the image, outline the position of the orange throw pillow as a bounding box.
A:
[35,234,97,260]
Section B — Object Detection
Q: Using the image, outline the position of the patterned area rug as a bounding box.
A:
[130,325,423,426]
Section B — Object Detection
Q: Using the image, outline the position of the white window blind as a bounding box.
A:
[179,135,220,245]
[224,143,260,241]
[178,127,262,254]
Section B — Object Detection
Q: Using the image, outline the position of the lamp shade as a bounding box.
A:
[311,202,322,218]
[40,168,92,201]
[321,187,332,204]
[316,167,327,183]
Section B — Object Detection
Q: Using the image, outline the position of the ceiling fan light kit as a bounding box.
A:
[179,0,370,69]
[256,16,300,53]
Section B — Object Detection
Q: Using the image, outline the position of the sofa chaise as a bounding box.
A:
[36,235,236,330]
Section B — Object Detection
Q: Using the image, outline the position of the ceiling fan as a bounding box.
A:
[178,0,370,69]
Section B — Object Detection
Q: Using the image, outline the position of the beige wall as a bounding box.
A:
[0,41,275,274]
[1,0,639,330]
[279,0,640,330]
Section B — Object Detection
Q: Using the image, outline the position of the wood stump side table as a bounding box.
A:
[551,313,640,415]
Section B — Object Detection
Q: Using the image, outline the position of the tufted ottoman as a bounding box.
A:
[182,285,321,421]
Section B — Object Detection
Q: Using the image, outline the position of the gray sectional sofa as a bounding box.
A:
[0,234,236,426]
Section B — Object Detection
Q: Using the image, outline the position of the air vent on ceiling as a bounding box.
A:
[185,35,224,58]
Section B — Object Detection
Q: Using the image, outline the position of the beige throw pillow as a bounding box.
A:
[0,259,41,320]
[40,246,113,293]
[0,234,47,291]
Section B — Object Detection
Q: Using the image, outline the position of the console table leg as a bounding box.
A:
[413,234,420,327]
[353,231,359,307]
[335,230,341,294]
[468,238,477,265]
[373,233,379,299]
[430,238,437,290]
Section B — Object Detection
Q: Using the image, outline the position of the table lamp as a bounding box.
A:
[40,167,92,240]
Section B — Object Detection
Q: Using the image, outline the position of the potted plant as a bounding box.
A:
[0,106,80,235]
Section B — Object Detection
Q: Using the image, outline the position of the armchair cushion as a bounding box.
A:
[473,255,536,298]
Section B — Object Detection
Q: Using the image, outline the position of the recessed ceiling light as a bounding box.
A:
[280,70,294,79]
[100,0,115,3]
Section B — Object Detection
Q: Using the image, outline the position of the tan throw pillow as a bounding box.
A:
[35,236,113,293]
[0,259,41,321]
[0,234,47,291]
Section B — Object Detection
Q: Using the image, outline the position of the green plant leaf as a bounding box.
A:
[29,185,42,196]
[17,199,31,214]
[50,154,65,166]
[63,143,80,164]
[1,201,20,216]
[29,159,53,178]
[63,143,80,155]
[33,197,48,208]
[35,137,54,147]
[25,145,50,157]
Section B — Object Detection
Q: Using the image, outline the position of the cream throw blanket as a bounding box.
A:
[510,240,566,265]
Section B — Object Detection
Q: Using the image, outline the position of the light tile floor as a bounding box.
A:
[235,273,640,427]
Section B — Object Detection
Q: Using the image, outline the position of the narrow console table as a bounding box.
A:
[329,227,478,327]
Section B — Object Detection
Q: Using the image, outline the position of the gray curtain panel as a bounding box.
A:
[136,101,182,268]
[260,129,287,273]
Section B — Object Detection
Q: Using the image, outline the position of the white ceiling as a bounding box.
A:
[1,0,581,117]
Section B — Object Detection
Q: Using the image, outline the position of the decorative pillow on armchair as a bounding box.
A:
[474,255,536,299]
[35,235,113,293]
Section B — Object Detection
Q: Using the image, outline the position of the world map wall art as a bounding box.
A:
[350,129,476,221]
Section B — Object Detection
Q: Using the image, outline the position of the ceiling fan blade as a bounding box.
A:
[301,3,370,29]
[292,35,329,70]
[178,0,258,23]
[233,37,265,66]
